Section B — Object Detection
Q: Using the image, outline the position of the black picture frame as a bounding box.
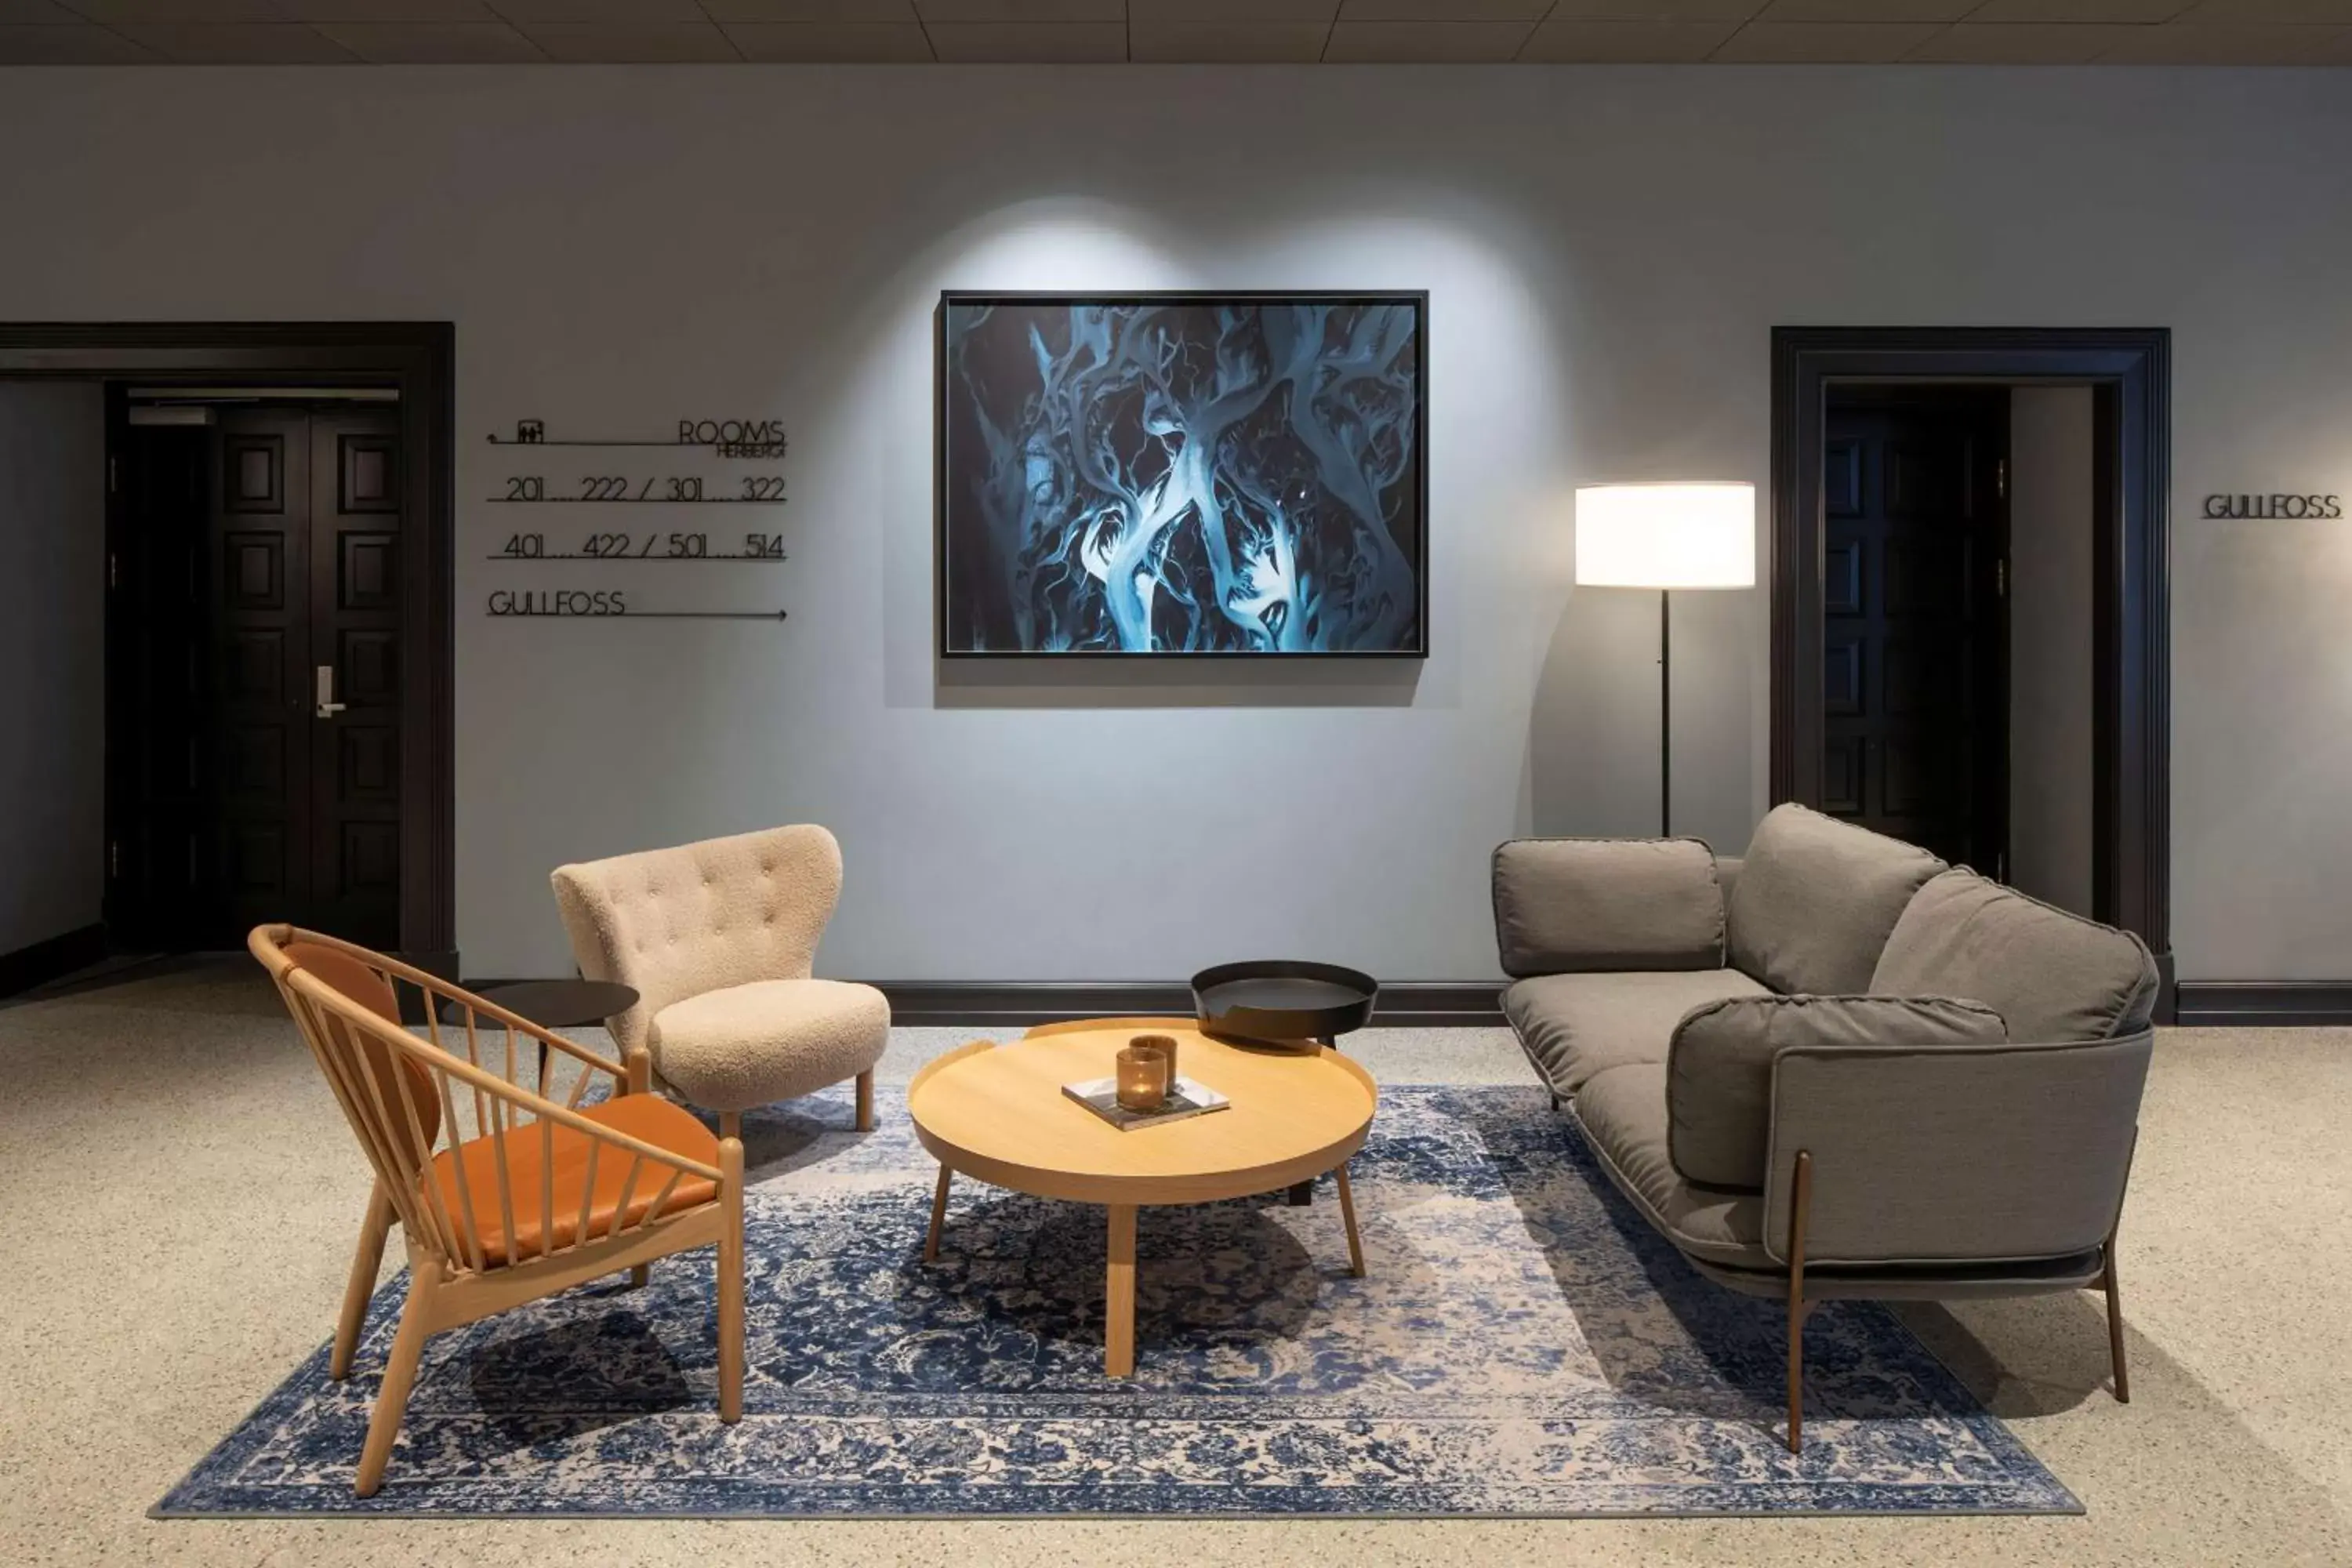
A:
[936,290,1430,659]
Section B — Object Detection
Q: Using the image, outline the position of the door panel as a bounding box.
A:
[209,408,313,938]
[307,412,402,946]
[1821,390,2009,869]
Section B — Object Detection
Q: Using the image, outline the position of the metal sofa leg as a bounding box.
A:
[1786,1149,1813,1454]
[2100,1232,2130,1404]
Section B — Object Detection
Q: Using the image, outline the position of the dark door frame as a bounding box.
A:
[0,323,456,973]
[1770,325,2170,1011]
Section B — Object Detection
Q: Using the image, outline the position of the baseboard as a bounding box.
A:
[0,923,109,1000]
[872,981,1504,1029]
[2172,982,2352,1028]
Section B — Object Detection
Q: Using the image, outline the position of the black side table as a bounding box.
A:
[439,979,640,1090]
[1192,960,1379,1207]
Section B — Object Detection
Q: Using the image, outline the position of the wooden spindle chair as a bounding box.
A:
[250,924,745,1497]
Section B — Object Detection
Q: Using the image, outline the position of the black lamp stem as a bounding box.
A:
[1660,587,1671,839]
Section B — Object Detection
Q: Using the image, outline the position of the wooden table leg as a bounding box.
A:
[1105,1203,1138,1377]
[924,1164,953,1262]
[1333,1163,1365,1278]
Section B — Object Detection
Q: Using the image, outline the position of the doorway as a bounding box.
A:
[1770,326,2172,1012]
[0,323,456,976]
[110,393,406,950]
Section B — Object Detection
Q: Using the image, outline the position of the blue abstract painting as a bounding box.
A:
[939,294,1426,655]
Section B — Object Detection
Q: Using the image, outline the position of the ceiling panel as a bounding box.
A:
[1713,18,1943,56]
[0,20,158,53]
[2092,18,2347,53]
[1966,0,2189,19]
[1130,20,1330,57]
[494,0,702,21]
[1541,0,1765,16]
[1518,17,1738,56]
[115,19,357,53]
[1338,0,1548,17]
[925,19,1125,55]
[2175,0,2352,21]
[1323,18,1534,56]
[916,0,1119,20]
[1903,20,2137,56]
[721,18,931,53]
[702,0,913,15]
[281,0,498,20]
[317,17,541,52]
[3,0,2346,64]
[518,19,739,54]
[65,0,286,21]
[1755,0,1970,19]
[1131,0,1335,18]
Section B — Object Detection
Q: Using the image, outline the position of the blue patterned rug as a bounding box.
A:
[158,1085,2076,1518]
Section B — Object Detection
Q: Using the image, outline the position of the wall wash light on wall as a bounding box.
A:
[1574,483,1757,837]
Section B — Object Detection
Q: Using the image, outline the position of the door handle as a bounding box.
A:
[314,664,347,719]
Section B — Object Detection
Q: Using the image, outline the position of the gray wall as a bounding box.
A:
[0,382,105,956]
[0,67,2345,981]
[2008,387,2095,918]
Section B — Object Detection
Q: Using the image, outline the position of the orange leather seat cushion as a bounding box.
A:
[426,1095,719,1267]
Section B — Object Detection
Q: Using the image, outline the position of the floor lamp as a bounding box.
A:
[1573,483,1757,837]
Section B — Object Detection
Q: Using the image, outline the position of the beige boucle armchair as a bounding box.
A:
[551,824,890,1138]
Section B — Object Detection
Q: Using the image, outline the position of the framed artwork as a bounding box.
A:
[938,291,1428,657]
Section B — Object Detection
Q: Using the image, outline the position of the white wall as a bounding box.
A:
[0,382,105,956]
[2009,387,2095,918]
[1,67,2346,981]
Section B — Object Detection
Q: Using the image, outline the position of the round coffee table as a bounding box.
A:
[907,1021,1378,1377]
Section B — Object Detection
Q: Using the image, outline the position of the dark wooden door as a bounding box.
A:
[1820,388,2009,871]
[109,404,401,949]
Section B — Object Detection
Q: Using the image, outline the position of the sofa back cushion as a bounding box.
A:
[1726,804,1945,995]
[1870,868,2160,1043]
[1668,993,2008,1189]
[1491,837,1723,977]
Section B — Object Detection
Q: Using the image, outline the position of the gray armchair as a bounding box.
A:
[1493,804,2158,1450]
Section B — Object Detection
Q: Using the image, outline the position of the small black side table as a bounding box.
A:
[439,979,639,1089]
[1192,960,1379,1207]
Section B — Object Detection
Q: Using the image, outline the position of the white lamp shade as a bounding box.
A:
[1574,483,1757,590]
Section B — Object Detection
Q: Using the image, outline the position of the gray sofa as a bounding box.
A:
[1493,802,2159,1450]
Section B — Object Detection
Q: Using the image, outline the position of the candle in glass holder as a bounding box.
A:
[1116,1042,1171,1112]
[1129,1033,1180,1082]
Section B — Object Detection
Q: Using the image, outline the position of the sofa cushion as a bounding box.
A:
[1666,994,2008,1189]
[1870,868,2161,1043]
[1726,804,1945,995]
[1491,837,1723,977]
[1504,968,1769,1095]
[1573,1062,1771,1271]
[649,977,890,1113]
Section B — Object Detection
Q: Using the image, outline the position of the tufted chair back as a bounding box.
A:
[551,823,846,1058]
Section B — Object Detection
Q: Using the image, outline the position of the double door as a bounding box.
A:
[110,405,404,949]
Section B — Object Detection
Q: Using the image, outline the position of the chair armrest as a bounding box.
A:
[1764,1031,2152,1268]
[1490,837,1726,978]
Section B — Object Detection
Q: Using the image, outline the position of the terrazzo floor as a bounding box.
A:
[2,958,2346,1566]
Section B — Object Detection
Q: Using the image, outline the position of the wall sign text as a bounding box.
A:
[2204,492,2343,520]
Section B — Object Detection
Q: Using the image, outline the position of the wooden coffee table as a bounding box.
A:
[907,1018,1378,1377]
